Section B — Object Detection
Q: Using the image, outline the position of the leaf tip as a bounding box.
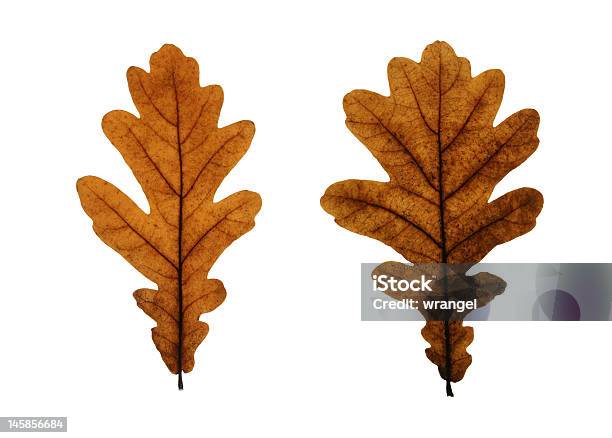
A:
[100,109,128,134]
[242,119,256,135]
[319,184,336,212]
[156,43,186,58]
[531,188,545,214]
[424,40,456,56]
[319,193,328,211]
[523,108,540,123]
[76,176,94,194]
[149,44,198,78]
[249,190,264,214]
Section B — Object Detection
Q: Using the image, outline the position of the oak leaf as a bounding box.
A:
[321,41,543,395]
[77,44,261,389]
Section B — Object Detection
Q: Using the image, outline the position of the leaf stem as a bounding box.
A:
[443,315,454,397]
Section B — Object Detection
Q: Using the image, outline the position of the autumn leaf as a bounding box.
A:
[77,44,261,389]
[321,41,543,396]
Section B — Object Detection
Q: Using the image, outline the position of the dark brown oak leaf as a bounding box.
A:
[321,41,543,396]
[77,44,261,389]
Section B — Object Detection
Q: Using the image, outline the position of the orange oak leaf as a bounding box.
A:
[321,41,543,395]
[77,44,261,389]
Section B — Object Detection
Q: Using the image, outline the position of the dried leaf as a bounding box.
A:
[321,41,543,395]
[77,45,261,389]
[421,321,473,382]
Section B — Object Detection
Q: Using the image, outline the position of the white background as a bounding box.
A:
[0,0,611,436]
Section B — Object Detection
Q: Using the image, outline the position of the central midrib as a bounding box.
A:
[174,74,185,391]
[435,57,453,397]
